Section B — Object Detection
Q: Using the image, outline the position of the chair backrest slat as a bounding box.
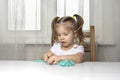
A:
[83,26,95,61]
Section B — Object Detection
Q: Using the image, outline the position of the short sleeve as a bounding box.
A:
[50,43,59,54]
[76,45,84,54]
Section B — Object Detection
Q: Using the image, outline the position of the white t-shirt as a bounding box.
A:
[50,43,84,56]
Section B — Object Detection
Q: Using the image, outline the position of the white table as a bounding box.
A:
[0,61,120,80]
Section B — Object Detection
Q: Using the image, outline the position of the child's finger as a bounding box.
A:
[47,54,52,57]
[53,60,57,64]
[48,58,54,64]
[45,56,49,62]
[43,55,48,62]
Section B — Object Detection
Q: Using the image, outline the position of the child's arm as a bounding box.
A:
[42,50,54,62]
[47,52,84,64]
[59,52,84,63]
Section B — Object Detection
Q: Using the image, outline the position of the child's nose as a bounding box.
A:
[60,36,64,40]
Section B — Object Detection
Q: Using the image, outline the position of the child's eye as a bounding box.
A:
[64,33,68,36]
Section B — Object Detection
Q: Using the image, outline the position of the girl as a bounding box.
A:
[42,14,84,64]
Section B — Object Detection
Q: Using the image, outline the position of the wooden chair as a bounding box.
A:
[83,26,96,61]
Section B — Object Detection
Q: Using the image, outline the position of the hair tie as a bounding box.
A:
[72,15,77,22]
[71,16,75,19]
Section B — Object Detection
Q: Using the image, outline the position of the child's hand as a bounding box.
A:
[42,53,53,62]
[47,55,61,65]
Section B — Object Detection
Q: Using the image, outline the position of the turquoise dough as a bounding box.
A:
[34,59,75,67]
[34,60,45,63]
[58,60,75,67]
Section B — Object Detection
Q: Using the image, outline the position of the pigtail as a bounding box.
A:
[51,17,59,46]
[73,14,84,45]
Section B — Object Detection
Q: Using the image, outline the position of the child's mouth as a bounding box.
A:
[61,42,65,44]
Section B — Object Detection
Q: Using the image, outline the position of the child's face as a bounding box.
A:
[56,25,75,48]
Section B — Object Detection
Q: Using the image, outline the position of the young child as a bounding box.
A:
[42,14,84,65]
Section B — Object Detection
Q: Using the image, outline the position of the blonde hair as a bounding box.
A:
[51,14,84,46]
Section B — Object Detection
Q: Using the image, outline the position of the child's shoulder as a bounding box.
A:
[53,42,61,47]
[74,44,84,49]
